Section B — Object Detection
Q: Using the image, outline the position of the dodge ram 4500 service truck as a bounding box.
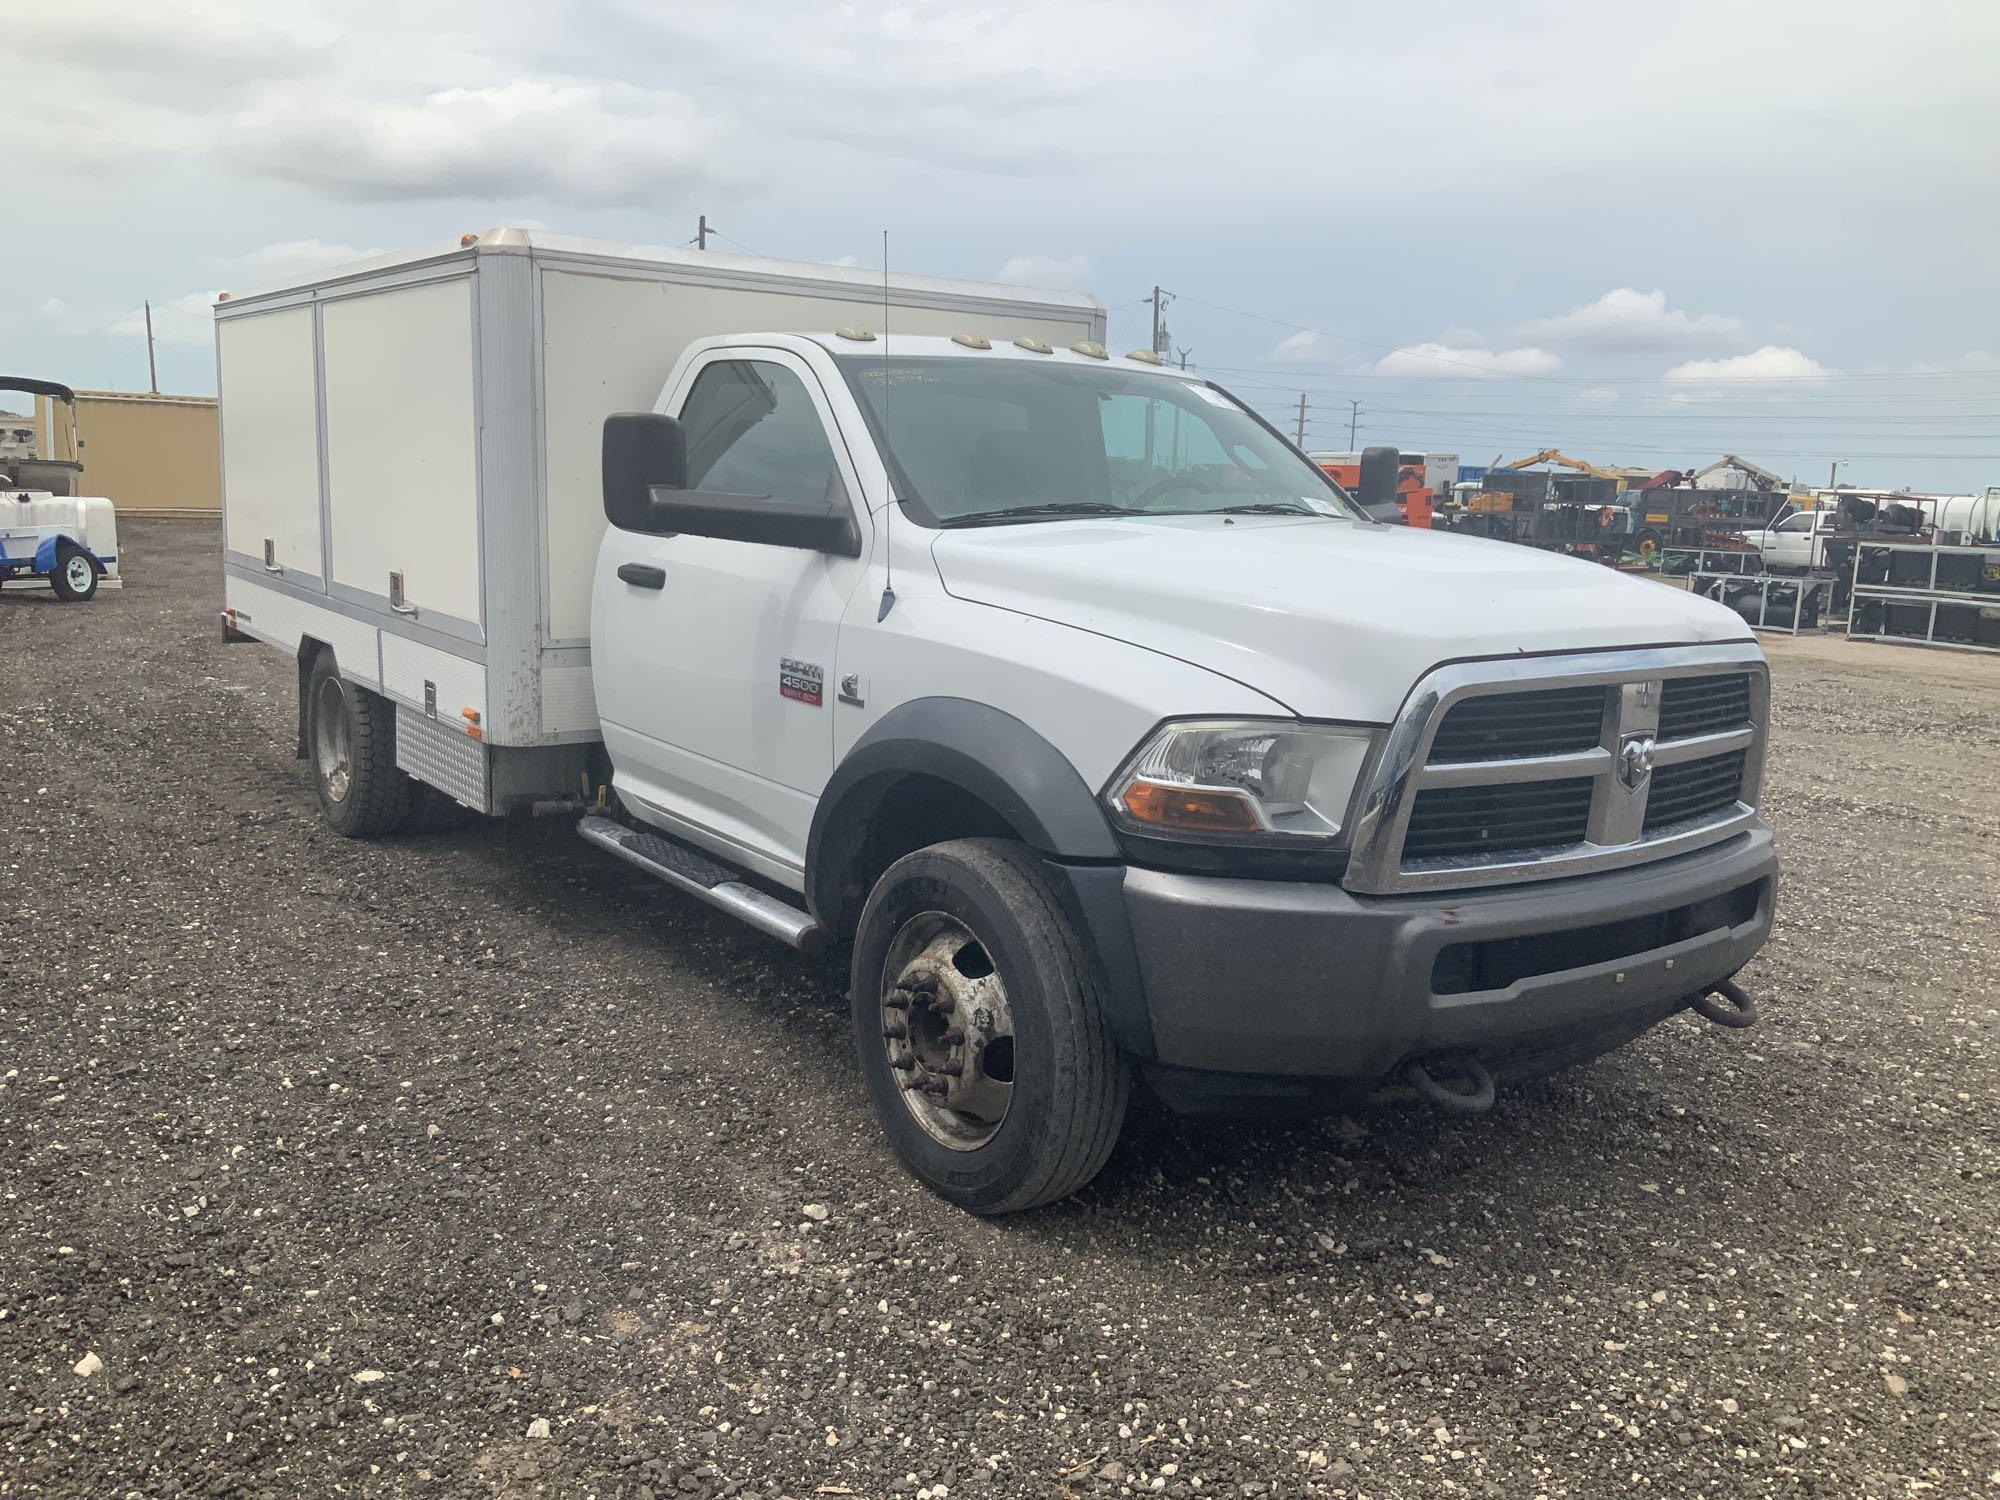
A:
[217,230,1776,1213]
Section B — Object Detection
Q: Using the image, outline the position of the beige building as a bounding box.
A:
[33,389,221,516]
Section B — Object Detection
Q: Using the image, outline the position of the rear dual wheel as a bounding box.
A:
[851,839,1130,1214]
[307,653,416,836]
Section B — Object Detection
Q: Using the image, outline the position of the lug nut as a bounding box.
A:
[940,1027,965,1046]
[890,1055,915,1072]
[882,1020,908,1040]
[938,1060,964,1077]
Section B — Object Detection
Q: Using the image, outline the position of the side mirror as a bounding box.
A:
[599,410,861,557]
[1356,446,1401,520]
[602,412,688,531]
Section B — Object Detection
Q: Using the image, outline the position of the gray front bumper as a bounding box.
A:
[1119,824,1776,1081]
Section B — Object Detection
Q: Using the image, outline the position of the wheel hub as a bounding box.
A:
[881,914,1014,1150]
[312,677,353,804]
[64,556,93,591]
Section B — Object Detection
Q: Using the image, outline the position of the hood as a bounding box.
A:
[930,516,1754,721]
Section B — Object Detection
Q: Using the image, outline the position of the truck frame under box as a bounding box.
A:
[215,230,1104,811]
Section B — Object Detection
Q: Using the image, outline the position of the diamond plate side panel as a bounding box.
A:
[395,707,490,812]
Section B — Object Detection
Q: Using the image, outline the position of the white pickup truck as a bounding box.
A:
[217,231,1777,1212]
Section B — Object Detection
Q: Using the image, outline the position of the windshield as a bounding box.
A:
[836,356,1361,527]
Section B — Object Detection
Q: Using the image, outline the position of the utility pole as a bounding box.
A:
[1175,346,1192,370]
[1296,393,1308,448]
[144,300,158,394]
[696,215,711,250]
[1147,286,1174,356]
[1348,399,1361,448]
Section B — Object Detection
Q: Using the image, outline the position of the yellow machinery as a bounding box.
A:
[1500,448,1628,486]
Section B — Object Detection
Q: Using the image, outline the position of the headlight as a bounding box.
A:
[1105,719,1378,843]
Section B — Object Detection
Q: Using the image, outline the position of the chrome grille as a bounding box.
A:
[1343,645,1768,894]
[1657,673,1751,741]
[1404,778,1594,859]
[1427,686,1607,762]
[1643,749,1747,832]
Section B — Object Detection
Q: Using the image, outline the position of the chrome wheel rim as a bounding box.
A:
[312,677,353,803]
[880,912,1015,1150]
[63,556,93,592]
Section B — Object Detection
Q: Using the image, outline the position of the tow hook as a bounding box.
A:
[1405,1055,1495,1115]
[1688,978,1759,1029]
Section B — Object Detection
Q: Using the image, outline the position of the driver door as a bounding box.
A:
[1760,511,1813,570]
[594,351,872,884]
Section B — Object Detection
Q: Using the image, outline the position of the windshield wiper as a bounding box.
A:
[1206,502,1325,516]
[938,502,1141,528]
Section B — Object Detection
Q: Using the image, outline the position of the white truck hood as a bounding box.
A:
[930,516,1753,722]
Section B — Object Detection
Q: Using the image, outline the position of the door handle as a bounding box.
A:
[617,562,666,590]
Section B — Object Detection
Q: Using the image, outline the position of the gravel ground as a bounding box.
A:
[3,520,1995,1499]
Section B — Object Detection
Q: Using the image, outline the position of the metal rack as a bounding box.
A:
[1845,541,2000,655]
[1691,572,1831,635]
[1664,546,1766,578]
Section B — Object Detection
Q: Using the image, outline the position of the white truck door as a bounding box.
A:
[594,351,872,883]
[1760,511,1814,570]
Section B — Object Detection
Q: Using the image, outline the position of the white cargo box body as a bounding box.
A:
[216,230,1104,806]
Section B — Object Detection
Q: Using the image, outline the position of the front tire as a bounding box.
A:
[48,543,98,602]
[851,838,1130,1214]
[307,654,415,837]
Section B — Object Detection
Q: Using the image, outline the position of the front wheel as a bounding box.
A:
[851,839,1129,1214]
[48,543,98,602]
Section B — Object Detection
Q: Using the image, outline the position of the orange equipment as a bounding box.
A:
[1317,453,1434,528]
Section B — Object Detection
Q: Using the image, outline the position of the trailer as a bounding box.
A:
[0,377,121,601]
[215,229,1105,816]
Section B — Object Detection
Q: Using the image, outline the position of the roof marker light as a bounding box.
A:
[1126,348,1166,366]
[951,333,992,350]
[460,232,479,247]
[835,326,877,342]
[1013,337,1053,354]
[1069,340,1109,360]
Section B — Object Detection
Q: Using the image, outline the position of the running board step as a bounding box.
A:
[577,815,823,952]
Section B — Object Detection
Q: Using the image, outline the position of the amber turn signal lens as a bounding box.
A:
[1119,780,1262,834]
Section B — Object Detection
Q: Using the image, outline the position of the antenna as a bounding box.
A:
[876,229,896,622]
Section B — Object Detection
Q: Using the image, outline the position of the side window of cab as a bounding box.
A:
[677,360,849,508]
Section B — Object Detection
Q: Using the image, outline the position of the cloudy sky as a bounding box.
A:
[10,0,1999,490]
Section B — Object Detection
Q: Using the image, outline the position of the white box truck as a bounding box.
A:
[217,230,1777,1212]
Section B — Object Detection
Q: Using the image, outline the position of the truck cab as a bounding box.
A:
[591,333,1775,1210]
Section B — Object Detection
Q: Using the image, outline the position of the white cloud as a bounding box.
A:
[1368,342,1561,378]
[1952,349,1998,371]
[1269,330,1325,362]
[994,253,1091,290]
[1575,387,1620,406]
[41,297,70,318]
[230,239,383,293]
[111,290,220,346]
[109,239,385,345]
[1663,345,1831,384]
[1523,288,1741,353]
[236,81,735,209]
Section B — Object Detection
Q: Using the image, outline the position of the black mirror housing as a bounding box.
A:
[1357,446,1401,515]
[603,412,688,531]
[652,490,862,557]
[601,410,860,556]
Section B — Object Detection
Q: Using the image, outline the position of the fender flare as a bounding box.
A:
[807,697,1118,906]
[807,696,1154,1058]
[33,533,101,576]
